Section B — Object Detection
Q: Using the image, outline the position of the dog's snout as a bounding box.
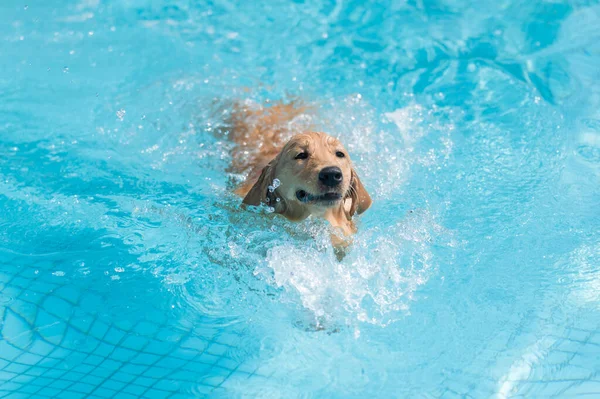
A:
[319,166,343,187]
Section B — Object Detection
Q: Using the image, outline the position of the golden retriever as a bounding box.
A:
[223,101,371,257]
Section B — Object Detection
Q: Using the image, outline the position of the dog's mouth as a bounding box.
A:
[296,190,343,205]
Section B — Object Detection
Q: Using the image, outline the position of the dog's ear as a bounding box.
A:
[242,160,282,212]
[345,168,372,220]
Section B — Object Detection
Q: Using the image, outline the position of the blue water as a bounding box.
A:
[1,0,599,397]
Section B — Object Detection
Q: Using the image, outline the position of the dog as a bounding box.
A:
[223,101,372,258]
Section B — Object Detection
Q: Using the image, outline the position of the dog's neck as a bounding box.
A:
[322,205,355,260]
[322,205,356,236]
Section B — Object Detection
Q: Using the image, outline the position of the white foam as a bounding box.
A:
[264,210,442,329]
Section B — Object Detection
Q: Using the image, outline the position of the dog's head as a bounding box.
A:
[243,132,371,220]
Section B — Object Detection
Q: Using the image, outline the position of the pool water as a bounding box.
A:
[1,0,599,397]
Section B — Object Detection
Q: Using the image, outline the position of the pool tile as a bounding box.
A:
[87,387,117,398]
[48,378,73,390]
[13,352,43,366]
[121,335,149,351]
[27,339,55,357]
[122,383,147,396]
[92,342,114,358]
[99,379,126,392]
[119,363,148,376]
[103,327,126,345]
[131,352,161,366]
[88,319,110,340]
[216,356,239,371]
[134,320,160,336]
[82,354,105,366]
[60,371,86,383]
[180,336,209,352]
[53,285,81,304]
[35,387,62,397]
[0,371,19,385]
[14,383,42,395]
[114,393,138,399]
[143,340,174,356]
[99,358,123,371]
[155,356,187,370]
[142,366,171,379]
[144,388,172,398]
[169,369,199,382]
[111,347,137,362]
[112,370,137,384]
[132,376,155,387]
[69,312,95,334]
[42,296,72,319]
[3,363,29,374]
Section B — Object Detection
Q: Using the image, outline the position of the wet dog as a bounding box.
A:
[224,101,371,258]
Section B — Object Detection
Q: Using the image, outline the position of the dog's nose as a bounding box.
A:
[319,166,343,187]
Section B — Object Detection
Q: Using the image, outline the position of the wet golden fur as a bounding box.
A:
[224,101,372,256]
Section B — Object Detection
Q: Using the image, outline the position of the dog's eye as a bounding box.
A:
[336,151,345,158]
[295,152,308,160]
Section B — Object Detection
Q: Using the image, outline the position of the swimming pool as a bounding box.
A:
[1,0,599,397]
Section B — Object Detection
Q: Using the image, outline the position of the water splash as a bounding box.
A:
[264,209,446,330]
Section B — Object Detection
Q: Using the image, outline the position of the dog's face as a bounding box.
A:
[243,131,371,221]
[276,132,352,210]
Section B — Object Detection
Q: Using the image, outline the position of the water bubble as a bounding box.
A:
[114,267,124,273]
[63,66,69,73]
[276,198,281,202]
[88,31,94,36]
[268,178,281,193]
[24,5,28,10]
[116,109,126,120]
[52,271,65,277]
